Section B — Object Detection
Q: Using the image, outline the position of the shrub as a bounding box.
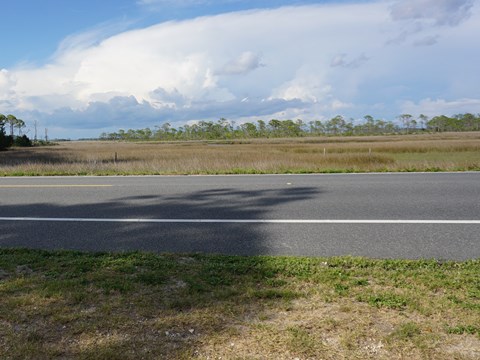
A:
[0,131,13,150]
[14,135,32,147]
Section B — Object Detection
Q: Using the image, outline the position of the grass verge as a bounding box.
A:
[1,249,479,359]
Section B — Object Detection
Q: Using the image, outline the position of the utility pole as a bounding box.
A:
[45,128,48,142]
[34,120,38,143]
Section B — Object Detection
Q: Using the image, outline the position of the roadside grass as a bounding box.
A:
[1,249,479,359]
[1,132,480,176]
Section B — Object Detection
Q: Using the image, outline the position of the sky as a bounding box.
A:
[0,0,479,139]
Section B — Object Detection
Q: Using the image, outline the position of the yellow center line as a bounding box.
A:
[0,185,113,188]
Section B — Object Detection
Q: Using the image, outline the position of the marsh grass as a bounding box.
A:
[0,249,479,359]
[1,132,479,175]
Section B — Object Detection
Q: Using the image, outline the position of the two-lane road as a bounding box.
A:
[0,173,479,260]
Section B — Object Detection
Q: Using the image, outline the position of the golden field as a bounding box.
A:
[1,132,479,176]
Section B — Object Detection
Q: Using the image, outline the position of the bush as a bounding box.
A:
[0,132,13,150]
[14,135,32,147]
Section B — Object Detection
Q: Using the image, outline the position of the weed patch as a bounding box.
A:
[447,325,480,336]
[361,292,409,310]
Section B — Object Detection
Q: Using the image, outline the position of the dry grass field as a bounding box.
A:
[1,132,480,176]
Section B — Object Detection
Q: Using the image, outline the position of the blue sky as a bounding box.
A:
[1,0,479,139]
[1,0,341,67]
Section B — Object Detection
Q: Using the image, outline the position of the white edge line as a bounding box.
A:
[0,217,479,224]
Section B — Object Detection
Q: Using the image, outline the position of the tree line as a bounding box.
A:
[99,113,480,141]
[0,114,32,150]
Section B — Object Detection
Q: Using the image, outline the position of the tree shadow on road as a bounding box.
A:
[0,186,320,255]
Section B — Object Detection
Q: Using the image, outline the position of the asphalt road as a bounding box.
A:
[0,173,479,260]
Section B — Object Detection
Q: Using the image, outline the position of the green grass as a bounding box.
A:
[0,249,479,359]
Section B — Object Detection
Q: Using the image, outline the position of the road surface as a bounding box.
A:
[0,173,479,260]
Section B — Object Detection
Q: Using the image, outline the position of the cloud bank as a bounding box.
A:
[1,1,479,138]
